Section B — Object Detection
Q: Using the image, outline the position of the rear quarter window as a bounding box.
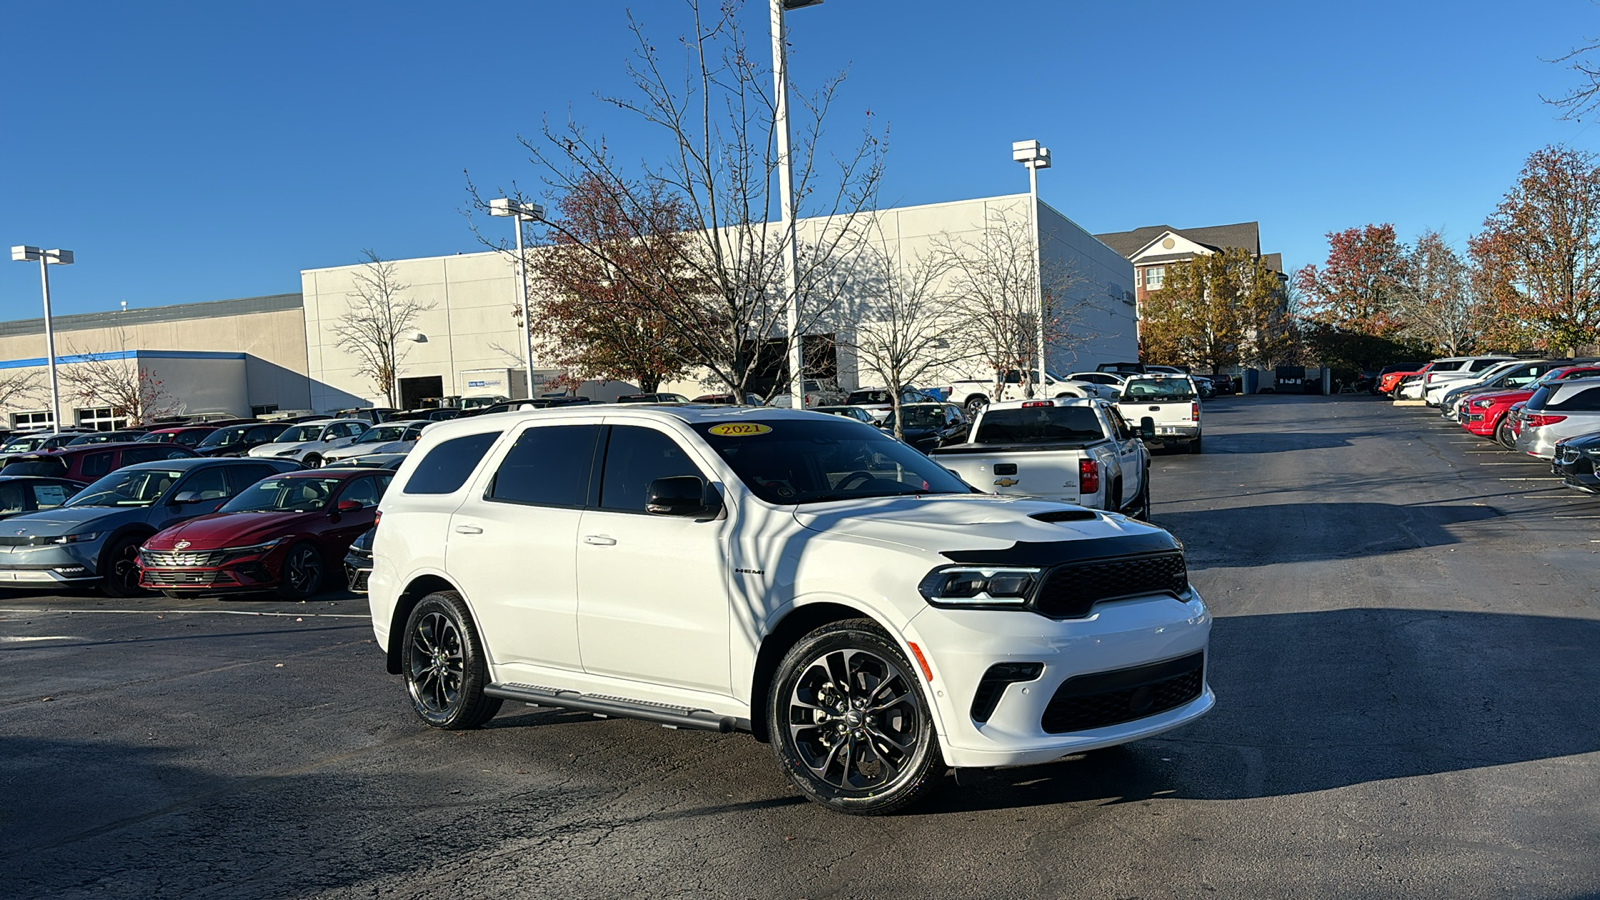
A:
[402,432,504,495]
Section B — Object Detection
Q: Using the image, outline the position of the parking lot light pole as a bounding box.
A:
[772,0,822,409]
[11,245,73,429]
[1011,140,1050,396]
[488,198,545,400]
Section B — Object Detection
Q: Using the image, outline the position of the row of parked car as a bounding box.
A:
[1381,354,1600,494]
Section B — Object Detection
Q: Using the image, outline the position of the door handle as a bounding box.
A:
[454,524,483,535]
[583,535,617,546]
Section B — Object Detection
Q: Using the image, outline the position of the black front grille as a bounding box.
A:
[141,549,229,567]
[143,570,234,587]
[1041,651,1204,734]
[1033,552,1187,618]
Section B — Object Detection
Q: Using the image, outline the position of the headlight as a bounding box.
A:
[1473,398,1494,408]
[52,532,101,545]
[220,538,286,559]
[917,566,1042,606]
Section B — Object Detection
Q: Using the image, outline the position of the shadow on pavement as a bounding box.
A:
[1161,501,1502,568]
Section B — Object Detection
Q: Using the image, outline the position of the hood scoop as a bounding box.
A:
[1030,509,1099,524]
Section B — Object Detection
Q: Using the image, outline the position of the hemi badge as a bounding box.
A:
[994,478,1020,487]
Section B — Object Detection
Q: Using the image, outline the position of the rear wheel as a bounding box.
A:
[302,454,323,469]
[100,535,148,598]
[768,619,944,815]
[1132,470,1152,520]
[1188,434,1204,454]
[276,541,323,599]
[1495,415,1514,449]
[963,395,989,416]
[402,591,502,729]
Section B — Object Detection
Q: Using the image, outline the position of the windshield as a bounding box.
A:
[1122,378,1196,401]
[884,406,946,429]
[975,406,1105,444]
[693,418,970,504]
[3,436,50,453]
[275,424,323,443]
[67,469,187,507]
[220,476,344,513]
[354,424,408,444]
[196,426,248,448]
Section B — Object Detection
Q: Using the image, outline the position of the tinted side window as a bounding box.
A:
[489,424,600,508]
[247,424,281,441]
[81,452,115,479]
[224,464,278,494]
[180,468,230,501]
[1555,386,1600,411]
[339,476,385,508]
[598,426,703,513]
[0,483,23,514]
[403,432,504,494]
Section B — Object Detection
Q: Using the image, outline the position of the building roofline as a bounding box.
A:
[0,294,303,340]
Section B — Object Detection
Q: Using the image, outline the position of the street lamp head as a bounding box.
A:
[1012,140,1050,169]
[782,0,824,8]
[488,197,545,222]
[11,246,72,264]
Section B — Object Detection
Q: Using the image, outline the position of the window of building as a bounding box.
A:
[76,407,126,432]
[1135,269,1142,286]
[12,411,52,430]
[1146,266,1166,289]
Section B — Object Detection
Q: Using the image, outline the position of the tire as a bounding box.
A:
[1188,434,1203,454]
[100,535,148,598]
[302,454,323,469]
[963,395,989,416]
[276,541,324,600]
[767,618,945,815]
[401,590,502,729]
[1495,415,1514,449]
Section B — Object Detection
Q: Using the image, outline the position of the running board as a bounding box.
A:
[485,682,747,733]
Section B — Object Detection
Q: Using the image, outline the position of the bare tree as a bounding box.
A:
[0,370,43,414]
[1391,229,1482,355]
[929,206,1091,398]
[1543,35,1600,120]
[331,250,434,407]
[469,0,885,398]
[846,241,967,441]
[58,330,183,426]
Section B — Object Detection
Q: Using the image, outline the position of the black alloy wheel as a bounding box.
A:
[276,542,323,599]
[768,619,944,815]
[401,591,502,729]
[302,454,323,469]
[1495,415,1515,449]
[100,536,148,598]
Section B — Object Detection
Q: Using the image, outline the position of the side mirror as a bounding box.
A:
[323,434,338,442]
[1139,416,1157,440]
[336,499,363,513]
[645,476,720,518]
[171,490,201,505]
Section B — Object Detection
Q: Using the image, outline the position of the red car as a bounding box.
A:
[139,426,219,447]
[1381,364,1430,396]
[1459,364,1600,443]
[138,467,392,599]
[1,442,198,482]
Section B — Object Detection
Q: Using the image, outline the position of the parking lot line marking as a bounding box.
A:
[1499,477,1562,481]
[1478,461,1544,465]
[0,607,369,619]
[1555,515,1600,519]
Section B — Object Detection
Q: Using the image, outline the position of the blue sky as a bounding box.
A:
[1,0,1596,317]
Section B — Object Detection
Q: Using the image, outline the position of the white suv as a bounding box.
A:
[368,406,1214,814]
[1419,356,1517,406]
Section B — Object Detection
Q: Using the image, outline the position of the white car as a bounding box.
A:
[321,420,430,464]
[368,405,1213,815]
[1068,371,1129,399]
[1418,355,1517,406]
[246,419,370,468]
[942,371,1105,411]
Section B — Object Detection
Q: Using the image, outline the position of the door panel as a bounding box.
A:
[576,425,731,694]
[446,423,601,672]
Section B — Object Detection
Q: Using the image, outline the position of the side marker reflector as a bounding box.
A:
[907,641,934,682]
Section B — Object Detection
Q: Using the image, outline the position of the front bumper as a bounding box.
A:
[344,552,371,593]
[0,542,103,586]
[138,546,286,593]
[1553,452,1600,493]
[905,591,1212,769]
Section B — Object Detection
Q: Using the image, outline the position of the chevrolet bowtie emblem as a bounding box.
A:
[174,540,191,550]
[994,478,1020,487]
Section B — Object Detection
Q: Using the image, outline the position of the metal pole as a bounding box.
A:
[514,214,535,400]
[772,0,805,409]
[1029,163,1045,395]
[39,257,61,429]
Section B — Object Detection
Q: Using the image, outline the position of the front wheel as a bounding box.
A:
[100,536,148,598]
[301,454,323,469]
[963,395,989,416]
[1495,415,1514,449]
[276,541,324,599]
[768,619,944,815]
[401,591,502,729]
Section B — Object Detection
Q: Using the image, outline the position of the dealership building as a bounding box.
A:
[0,193,1137,429]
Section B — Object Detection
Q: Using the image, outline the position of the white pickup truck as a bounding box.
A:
[1114,374,1202,454]
[942,370,1117,413]
[929,398,1153,517]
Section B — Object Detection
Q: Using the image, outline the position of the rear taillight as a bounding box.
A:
[1079,459,1099,495]
[1525,414,1568,428]
[1191,401,1199,421]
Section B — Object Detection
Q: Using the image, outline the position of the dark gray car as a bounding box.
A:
[0,457,301,596]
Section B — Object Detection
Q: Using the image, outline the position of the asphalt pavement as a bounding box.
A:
[3,394,1598,899]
